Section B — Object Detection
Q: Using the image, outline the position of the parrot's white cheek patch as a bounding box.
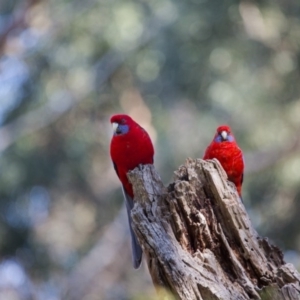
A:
[112,122,118,133]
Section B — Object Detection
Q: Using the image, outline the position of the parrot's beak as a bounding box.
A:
[221,131,228,141]
[112,122,119,133]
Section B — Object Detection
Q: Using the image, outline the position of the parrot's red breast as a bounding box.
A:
[203,125,244,197]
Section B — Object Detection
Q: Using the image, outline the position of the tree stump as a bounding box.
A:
[127,158,300,300]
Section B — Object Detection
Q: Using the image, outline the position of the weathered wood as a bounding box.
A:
[127,158,300,300]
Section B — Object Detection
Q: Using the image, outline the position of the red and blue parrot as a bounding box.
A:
[203,125,244,198]
[110,114,154,268]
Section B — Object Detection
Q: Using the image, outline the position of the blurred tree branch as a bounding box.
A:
[127,160,300,299]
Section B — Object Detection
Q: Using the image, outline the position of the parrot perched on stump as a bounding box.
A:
[110,114,154,268]
[203,125,244,198]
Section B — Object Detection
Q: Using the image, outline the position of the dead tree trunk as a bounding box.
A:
[127,158,300,300]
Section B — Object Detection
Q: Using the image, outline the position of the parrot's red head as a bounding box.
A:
[110,114,135,136]
[214,125,235,143]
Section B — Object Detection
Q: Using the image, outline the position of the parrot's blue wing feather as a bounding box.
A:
[122,187,143,269]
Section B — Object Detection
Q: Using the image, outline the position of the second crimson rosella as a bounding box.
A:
[203,125,244,197]
[110,114,154,268]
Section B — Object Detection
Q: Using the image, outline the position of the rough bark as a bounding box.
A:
[127,158,300,300]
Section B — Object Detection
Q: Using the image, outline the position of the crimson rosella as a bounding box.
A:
[110,114,154,268]
[203,125,244,197]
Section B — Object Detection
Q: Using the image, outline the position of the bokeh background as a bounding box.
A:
[0,0,300,299]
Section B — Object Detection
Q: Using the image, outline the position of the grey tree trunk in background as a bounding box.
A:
[128,159,300,300]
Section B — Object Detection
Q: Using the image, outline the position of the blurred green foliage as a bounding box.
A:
[0,0,300,299]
